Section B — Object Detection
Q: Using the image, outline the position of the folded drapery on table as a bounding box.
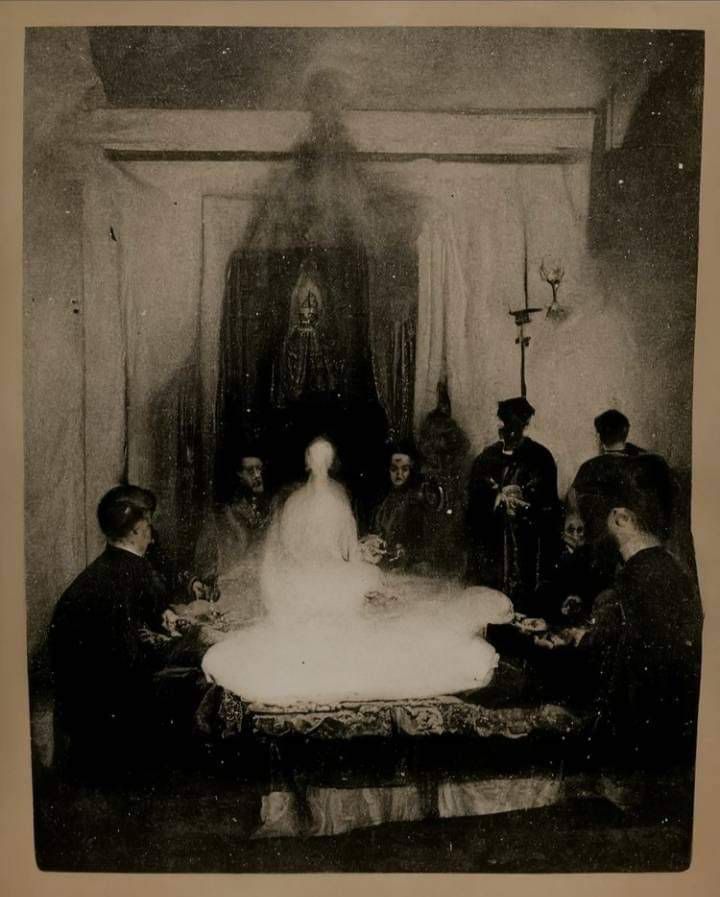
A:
[195,687,581,741]
[253,775,567,839]
[192,687,583,839]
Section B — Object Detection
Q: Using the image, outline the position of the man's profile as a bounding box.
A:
[48,486,180,785]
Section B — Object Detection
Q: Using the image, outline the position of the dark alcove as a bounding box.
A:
[215,242,395,526]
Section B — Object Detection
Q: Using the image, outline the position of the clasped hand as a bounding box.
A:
[494,484,530,517]
[533,627,587,649]
[358,534,387,564]
[161,609,184,638]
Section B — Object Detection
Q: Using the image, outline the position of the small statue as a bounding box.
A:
[271,257,340,407]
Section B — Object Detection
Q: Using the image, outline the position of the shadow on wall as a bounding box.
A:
[146,350,206,581]
[586,33,703,580]
[590,33,703,273]
[586,33,703,477]
[211,70,423,517]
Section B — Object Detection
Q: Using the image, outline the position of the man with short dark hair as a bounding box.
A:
[193,451,271,618]
[568,409,645,510]
[567,409,658,595]
[538,454,702,781]
[48,485,186,784]
[593,409,641,454]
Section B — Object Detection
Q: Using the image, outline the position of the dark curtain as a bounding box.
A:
[214,243,392,523]
[368,246,418,444]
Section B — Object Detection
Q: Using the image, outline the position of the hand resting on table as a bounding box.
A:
[533,627,587,649]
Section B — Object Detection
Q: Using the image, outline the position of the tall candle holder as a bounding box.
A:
[509,228,543,399]
[539,258,567,321]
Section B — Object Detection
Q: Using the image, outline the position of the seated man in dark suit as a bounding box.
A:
[534,454,702,816]
[48,485,206,786]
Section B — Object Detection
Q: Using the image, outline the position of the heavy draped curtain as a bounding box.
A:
[405,160,648,495]
[75,155,653,574]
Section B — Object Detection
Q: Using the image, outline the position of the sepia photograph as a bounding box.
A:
[22,21,705,874]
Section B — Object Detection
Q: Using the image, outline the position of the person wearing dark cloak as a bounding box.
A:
[415,381,470,577]
[567,409,645,512]
[192,452,271,601]
[367,443,425,570]
[533,453,702,819]
[48,486,207,786]
[531,511,611,625]
[567,409,669,603]
[465,397,561,613]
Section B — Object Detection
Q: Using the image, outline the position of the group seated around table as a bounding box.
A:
[198,436,510,706]
[484,453,702,795]
[44,409,702,828]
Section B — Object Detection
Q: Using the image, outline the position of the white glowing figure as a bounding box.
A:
[202,438,508,706]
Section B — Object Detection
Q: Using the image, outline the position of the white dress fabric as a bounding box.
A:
[202,443,509,706]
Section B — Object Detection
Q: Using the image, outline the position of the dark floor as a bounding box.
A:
[33,761,694,874]
[29,681,697,874]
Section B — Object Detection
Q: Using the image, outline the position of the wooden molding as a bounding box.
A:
[88,108,597,160]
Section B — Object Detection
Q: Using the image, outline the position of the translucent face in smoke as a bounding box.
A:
[305,437,335,477]
[238,457,264,495]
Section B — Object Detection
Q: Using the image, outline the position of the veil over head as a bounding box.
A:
[306,437,335,476]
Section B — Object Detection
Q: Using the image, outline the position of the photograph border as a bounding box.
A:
[2,2,719,895]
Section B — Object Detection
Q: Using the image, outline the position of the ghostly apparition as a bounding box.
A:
[271,256,340,407]
[416,381,471,576]
[213,67,420,512]
[202,436,508,706]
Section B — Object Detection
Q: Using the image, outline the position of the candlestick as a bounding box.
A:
[539,257,567,321]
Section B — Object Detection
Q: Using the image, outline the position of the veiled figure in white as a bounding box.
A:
[202,437,511,706]
[261,438,382,625]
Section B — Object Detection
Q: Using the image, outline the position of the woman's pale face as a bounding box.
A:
[389,453,412,488]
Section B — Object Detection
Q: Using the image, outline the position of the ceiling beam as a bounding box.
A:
[87,108,597,159]
[105,149,585,164]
